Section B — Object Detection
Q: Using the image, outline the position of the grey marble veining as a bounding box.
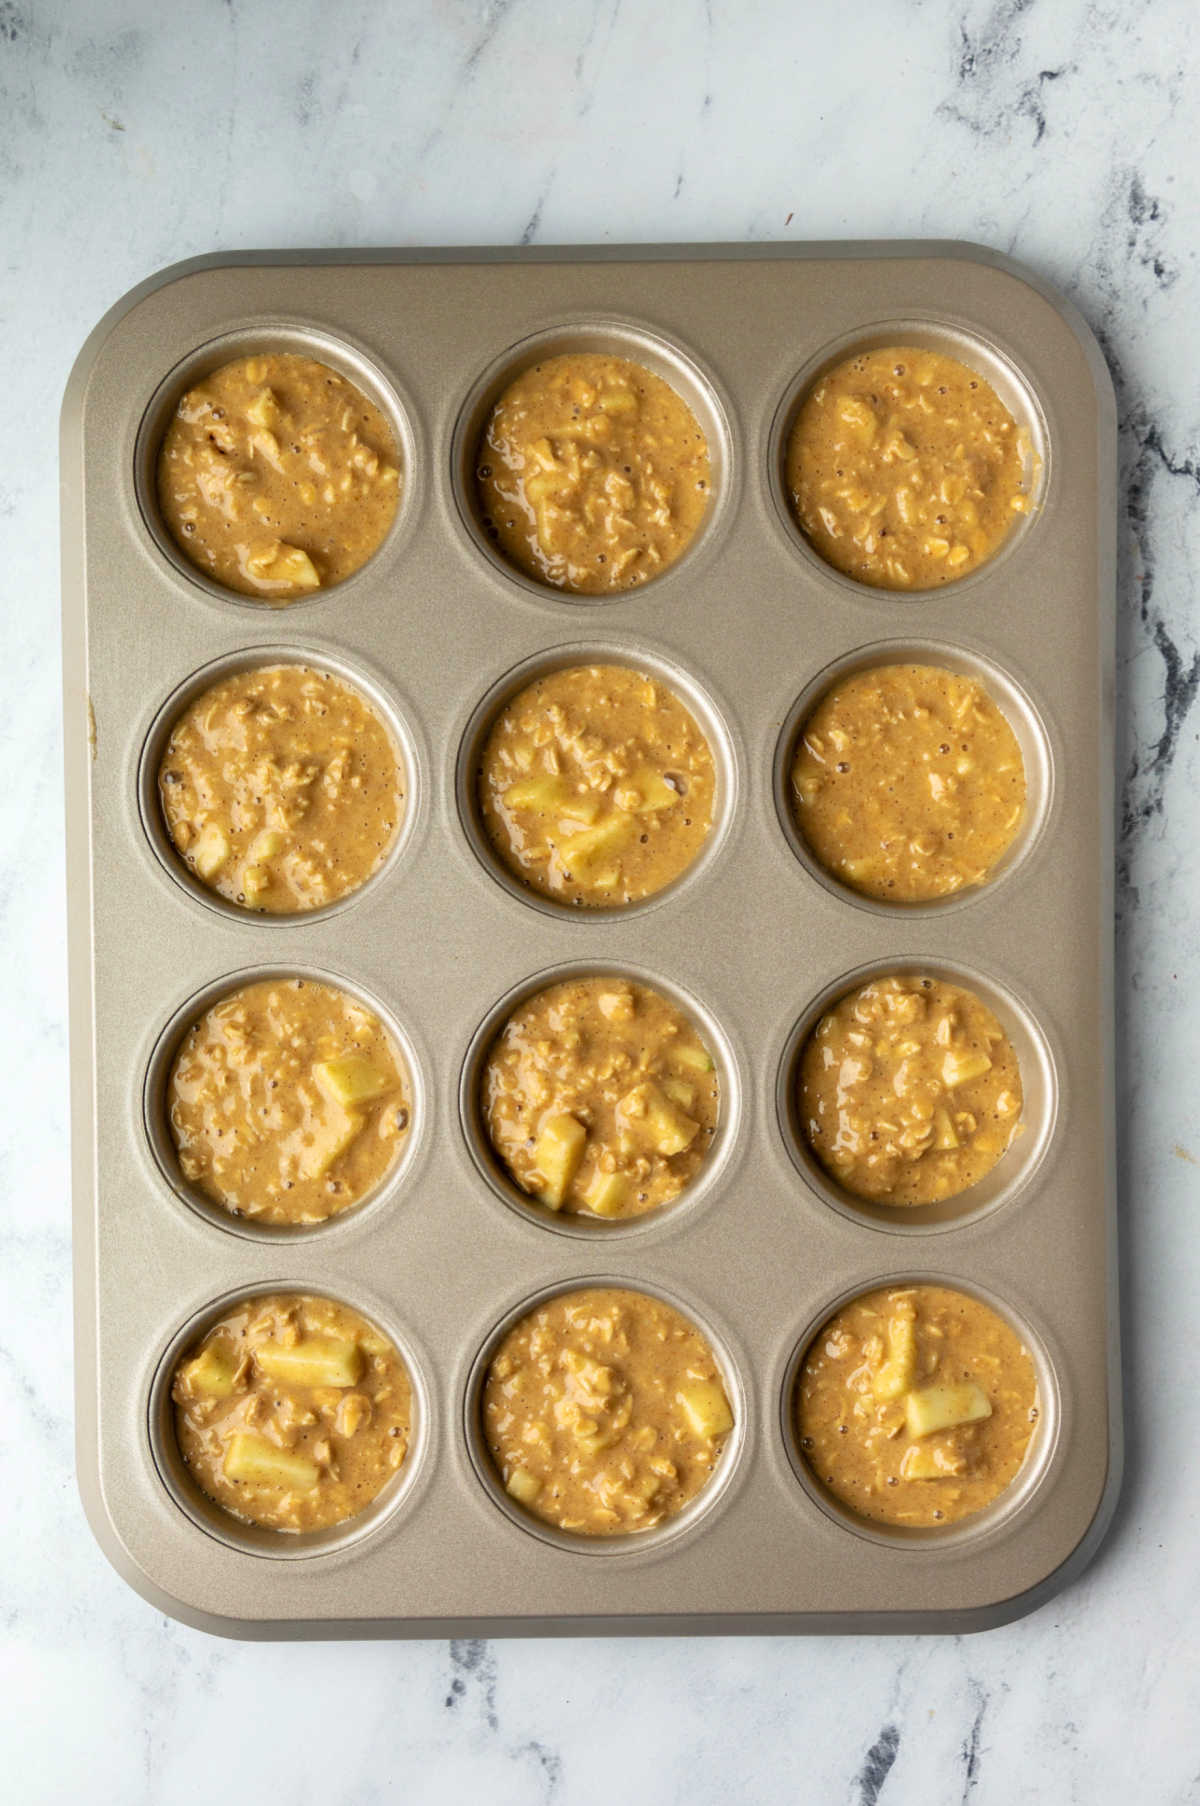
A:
[1,1,1197,1801]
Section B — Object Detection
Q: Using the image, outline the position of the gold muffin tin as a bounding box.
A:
[62,244,1118,1635]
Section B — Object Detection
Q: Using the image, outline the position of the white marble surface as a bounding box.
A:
[2,1,1198,1800]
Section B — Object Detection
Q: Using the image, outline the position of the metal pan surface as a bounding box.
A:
[61,243,1119,1637]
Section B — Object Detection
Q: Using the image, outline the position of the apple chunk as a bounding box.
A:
[314,1055,394,1109]
[503,775,600,823]
[581,1168,631,1217]
[904,1381,992,1438]
[532,1112,587,1209]
[619,1081,699,1157]
[223,1432,320,1491]
[506,1467,542,1506]
[941,1049,993,1088]
[899,1442,968,1481]
[556,815,633,872]
[191,821,230,880]
[255,1335,364,1390]
[298,1107,364,1180]
[178,1342,238,1399]
[676,1381,734,1438]
[872,1304,917,1401]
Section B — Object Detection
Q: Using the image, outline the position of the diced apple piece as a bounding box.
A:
[244,387,278,428]
[337,1393,372,1438]
[298,1107,364,1179]
[556,815,634,871]
[620,1082,699,1157]
[872,1307,917,1401]
[561,1349,614,1393]
[941,1049,993,1088]
[242,863,271,897]
[932,1106,960,1150]
[671,1040,715,1074]
[506,1467,542,1506]
[503,776,601,823]
[314,1055,393,1109]
[625,766,682,813]
[576,1424,619,1456]
[246,542,321,590]
[582,1168,632,1217]
[661,1077,696,1110]
[676,1381,733,1438]
[191,821,230,880]
[532,1112,587,1208]
[249,828,285,861]
[251,428,283,467]
[256,1335,365,1390]
[179,1342,238,1399]
[899,1442,968,1481]
[223,1432,320,1491]
[904,1381,992,1438]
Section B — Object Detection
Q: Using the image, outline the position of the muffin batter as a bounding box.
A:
[790,662,1027,901]
[478,663,715,908]
[483,1286,733,1534]
[172,1291,413,1533]
[157,351,400,600]
[475,352,711,593]
[796,1284,1039,1528]
[158,662,403,914]
[482,975,718,1219]
[786,345,1030,589]
[168,977,410,1226]
[799,973,1023,1206]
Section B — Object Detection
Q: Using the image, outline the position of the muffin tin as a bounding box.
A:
[62,243,1119,1636]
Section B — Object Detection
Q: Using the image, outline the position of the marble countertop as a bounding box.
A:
[3,1,1198,1800]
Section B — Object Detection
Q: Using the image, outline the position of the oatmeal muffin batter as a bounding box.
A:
[799,973,1023,1206]
[482,975,719,1219]
[478,663,715,908]
[158,662,403,914]
[172,1291,412,1532]
[790,662,1027,901]
[475,352,711,593]
[796,1284,1038,1527]
[168,977,410,1226]
[483,1286,733,1534]
[787,345,1030,589]
[157,351,400,600]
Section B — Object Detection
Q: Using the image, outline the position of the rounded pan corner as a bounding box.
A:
[76,1453,403,1643]
[914,239,1118,430]
[930,1435,1125,1638]
[74,1458,259,1641]
[61,252,266,438]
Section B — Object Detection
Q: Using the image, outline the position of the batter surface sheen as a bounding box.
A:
[173,1291,413,1533]
[476,352,711,593]
[796,1283,1039,1528]
[483,1286,733,1535]
[787,345,1030,589]
[168,977,410,1226]
[482,975,719,1219]
[790,662,1027,902]
[799,973,1023,1206]
[158,351,400,600]
[478,662,715,908]
[158,662,403,915]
